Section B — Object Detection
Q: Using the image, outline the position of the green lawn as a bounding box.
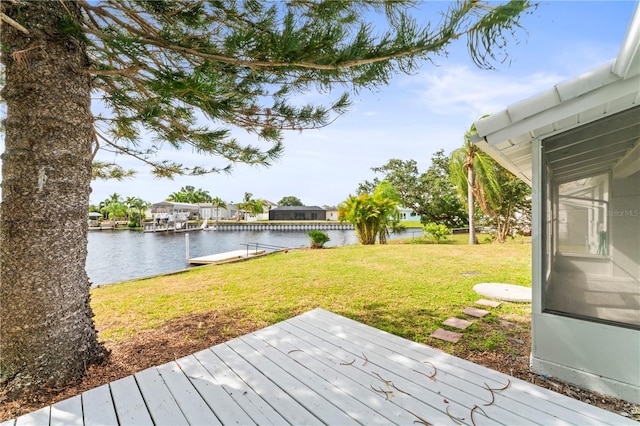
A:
[92,238,532,355]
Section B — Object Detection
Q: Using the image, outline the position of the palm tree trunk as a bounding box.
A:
[0,1,106,397]
[468,167,476,245]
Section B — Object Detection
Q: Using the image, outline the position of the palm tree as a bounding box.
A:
[167,186,212,204]
[127,197,151,227]
[100,193,125,221]
[338,181,400,245]
[450,122,499,245]
[211,197,227,222]
[372,182,403,244]
[237,192,264,221]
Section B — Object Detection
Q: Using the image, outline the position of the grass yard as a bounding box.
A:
[4,237,637,420]
[91,238,532,355]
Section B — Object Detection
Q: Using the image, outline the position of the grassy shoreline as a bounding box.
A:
[91,238,532,353]
[6,237,638,421]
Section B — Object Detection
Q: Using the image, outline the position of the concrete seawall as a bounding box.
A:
[207,222,354,231]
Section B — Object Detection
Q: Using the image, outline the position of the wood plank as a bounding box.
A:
[306,310,610,423]
[297,310,575,424]
[229,335,360,425]
[50,395,82,426]
[241,330,395,425]
[109,375,153,426]
[212,343,324,425]
[176,354,255,425]
[289,312,565,425]
[304,308,635,425]
[155,361,221,425]
[134,367,189,426]
[276,318,505,426]
[82,384,118,426]
[193,348,288,425]
[14,406,49,426]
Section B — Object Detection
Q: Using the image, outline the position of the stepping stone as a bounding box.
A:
[430,328,463,343]
[442,317,473,330]
[475,299,501,308]
[463,307,490,318]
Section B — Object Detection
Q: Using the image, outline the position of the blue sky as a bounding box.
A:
[88,1,638,207]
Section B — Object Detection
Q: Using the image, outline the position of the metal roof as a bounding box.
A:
[271,206,324,211]
[471,4,640,185]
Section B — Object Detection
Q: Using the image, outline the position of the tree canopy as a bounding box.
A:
[278,196,304,206]
[0,0,532,397]
[4,0,530,177]
[166,185,212,203]
[358,152,466,228]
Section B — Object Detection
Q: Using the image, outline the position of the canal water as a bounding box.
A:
[86,229,412,286]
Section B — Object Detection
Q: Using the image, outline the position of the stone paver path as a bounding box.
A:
[430,298,503,343]
[463,307,490,318]
[430,328,464,343]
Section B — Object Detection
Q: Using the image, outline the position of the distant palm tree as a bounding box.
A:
[236,192,264,221]
[211,197,227,222]
[167,185,211,203]
[126,197,151,227]
[450,122,499,245]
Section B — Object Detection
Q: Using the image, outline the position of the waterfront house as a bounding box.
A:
[269,206,327,221]
[325,206,339,221]
[471,5,639,404]
[198,202,237,221]
[398,206,421,222]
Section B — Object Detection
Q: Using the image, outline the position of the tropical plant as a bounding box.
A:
[211,197,228,222]
[0,0,531,397]
[167,186,211,204]
[98,193,127,221]
[423,222,451,244]
[236,192,264,221]
[339,181,401,245]
[308,230,331,249]
[450,122,500,245]
[126,197,151,227]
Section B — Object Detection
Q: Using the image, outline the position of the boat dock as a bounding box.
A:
[187,249,266,265]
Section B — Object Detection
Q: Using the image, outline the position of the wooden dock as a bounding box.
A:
[187,249,266,265]
[1,309,634,426]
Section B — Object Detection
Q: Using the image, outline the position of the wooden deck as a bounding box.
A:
[1,308,634,426]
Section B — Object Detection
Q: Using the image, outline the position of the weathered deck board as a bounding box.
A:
[2,308,635,426]
[50,395,82,426]
[109,376,153,426]
[301,309,616,425]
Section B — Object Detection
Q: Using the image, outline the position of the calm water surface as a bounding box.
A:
[87,229,413,285]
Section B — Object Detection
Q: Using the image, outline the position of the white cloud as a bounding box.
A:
[404,65,564,120]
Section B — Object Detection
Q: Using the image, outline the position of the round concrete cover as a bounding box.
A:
[473,283,532,303]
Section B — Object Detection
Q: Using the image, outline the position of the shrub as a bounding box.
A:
[308,230,330,249]
[423,222,450,243]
